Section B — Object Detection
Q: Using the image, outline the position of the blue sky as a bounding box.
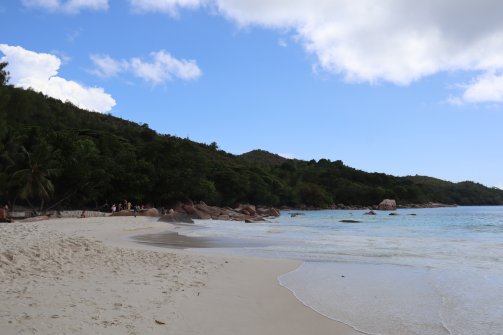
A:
[1,1,503,188]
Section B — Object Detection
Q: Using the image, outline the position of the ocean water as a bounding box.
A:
[171,206,503,335]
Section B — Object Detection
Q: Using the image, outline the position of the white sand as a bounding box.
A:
[0,216,362,335]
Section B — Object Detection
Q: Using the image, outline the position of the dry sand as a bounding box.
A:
[0,216,363,335]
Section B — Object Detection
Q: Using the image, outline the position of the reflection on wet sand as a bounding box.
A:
[131,230,272,249]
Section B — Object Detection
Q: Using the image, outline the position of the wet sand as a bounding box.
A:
[131,230,274,249]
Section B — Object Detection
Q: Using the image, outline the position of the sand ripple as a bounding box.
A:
[0,221,218,334]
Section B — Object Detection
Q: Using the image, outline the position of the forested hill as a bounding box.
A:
[1,84,503,210]
[239,150,290,166]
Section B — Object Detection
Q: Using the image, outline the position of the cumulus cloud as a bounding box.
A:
[130,51,202,83]
[22,0,108,13]
[90,51,202,84]
[131,0,503,103]
[0,44,115,113]
[460,73,503,104]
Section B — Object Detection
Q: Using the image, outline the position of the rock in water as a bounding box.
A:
[183,204,211,219]
[259,207,280,217]
[378,199,397,211]
[238,204,257,216]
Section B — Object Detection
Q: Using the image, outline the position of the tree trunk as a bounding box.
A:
[10,196,17,212]
[45,189,78,211]
[26,199,37,216]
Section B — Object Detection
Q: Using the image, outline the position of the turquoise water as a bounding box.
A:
[175,207,503,335]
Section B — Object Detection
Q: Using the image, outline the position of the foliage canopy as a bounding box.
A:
[1,84,503,210]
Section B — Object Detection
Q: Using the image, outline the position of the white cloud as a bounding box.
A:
[459,73,503,104]
[22,0,108,13]
[90,54,127,78]
[131,0,503,103]
[129,0,204,15]
[0,44,115,113]
[130,51,202,83]
[90,51,202,84]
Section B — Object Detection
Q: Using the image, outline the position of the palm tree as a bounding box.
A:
[0,133,22,208]
[13,146,57,213]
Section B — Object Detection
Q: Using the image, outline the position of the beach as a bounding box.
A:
[0,216,361,335]
[133,207,503,335]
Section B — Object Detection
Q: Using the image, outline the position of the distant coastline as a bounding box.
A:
[280,202,458,211]
[4,200,461,223]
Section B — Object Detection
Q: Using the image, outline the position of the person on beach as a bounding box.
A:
[0,206,11,222]
[133,205,138,217]
[111,204,116,214]
[80,210,86,218]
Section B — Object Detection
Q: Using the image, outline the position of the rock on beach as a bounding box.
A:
[378,199,397,211]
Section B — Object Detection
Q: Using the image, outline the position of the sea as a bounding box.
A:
[155,206,503,335]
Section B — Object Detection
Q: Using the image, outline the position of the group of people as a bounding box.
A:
[110,200,145,217]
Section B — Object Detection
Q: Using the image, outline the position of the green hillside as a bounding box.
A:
[1,81,503,210]
[239,149,290,166]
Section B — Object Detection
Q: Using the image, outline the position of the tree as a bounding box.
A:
[12,146,58,213]
[0,62,9,86]
[298,183,333,207]
[2,83,503,209]
[209,141,218,150]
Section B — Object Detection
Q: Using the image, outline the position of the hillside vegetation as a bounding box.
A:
[1,81,503,211]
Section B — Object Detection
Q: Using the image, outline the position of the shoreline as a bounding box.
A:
[0,216,363,335]
[5,201,460,222]
[173,254,364,335]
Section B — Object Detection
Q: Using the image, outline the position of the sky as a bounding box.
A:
[1,0,503,188]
